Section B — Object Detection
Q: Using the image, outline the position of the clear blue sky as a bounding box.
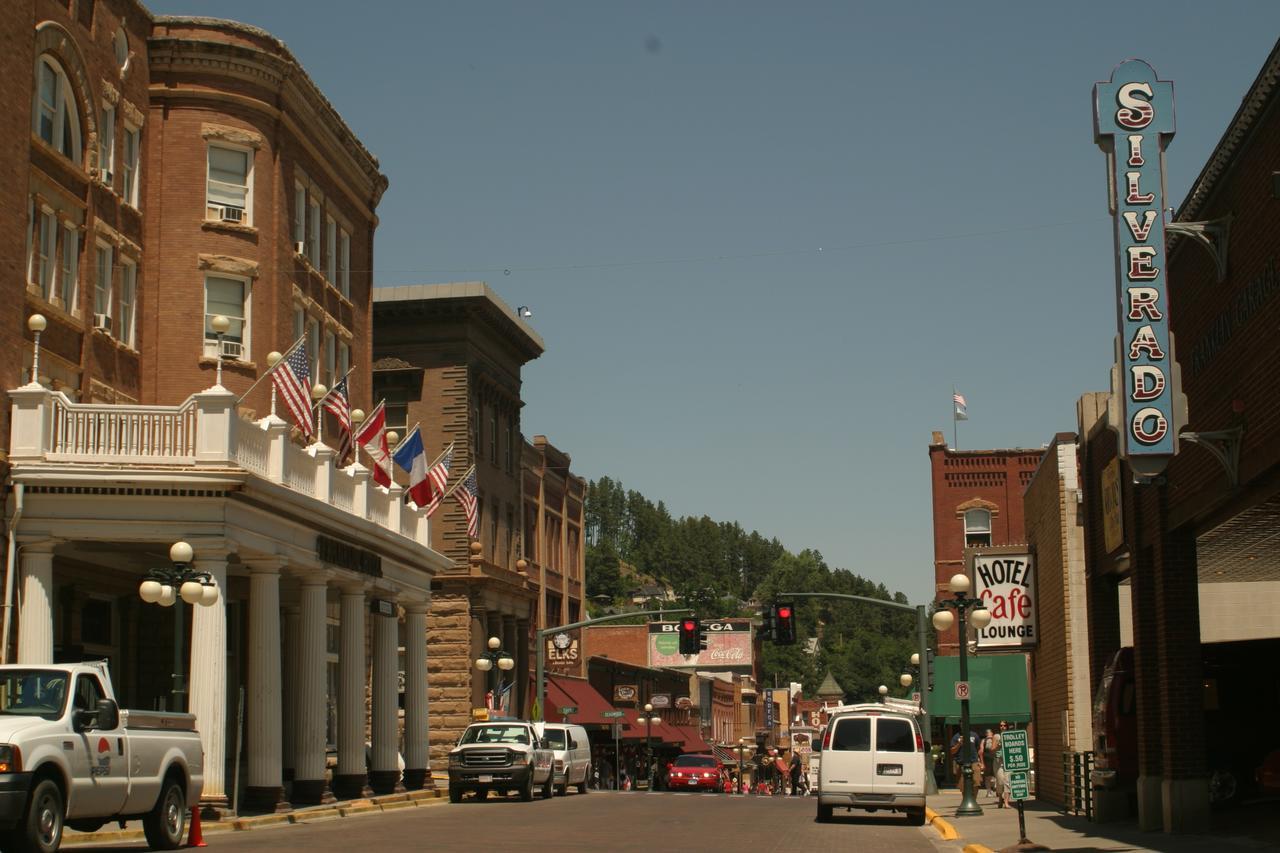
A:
[153,1,1280,603]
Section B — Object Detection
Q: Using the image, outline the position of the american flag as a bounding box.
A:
[272,344,313,437]
[453,465,479,538]
[323,375,352,464]
[424,443,455,517]
[953,392,968,421]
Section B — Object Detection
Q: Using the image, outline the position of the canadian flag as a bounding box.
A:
[354,401,393,488]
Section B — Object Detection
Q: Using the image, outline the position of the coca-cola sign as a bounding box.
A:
[648,619,753,668]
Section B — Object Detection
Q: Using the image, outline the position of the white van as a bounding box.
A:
[533,722,592,795]
[816,705,926,825]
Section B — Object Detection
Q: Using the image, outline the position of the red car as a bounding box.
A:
[667,754,723,791]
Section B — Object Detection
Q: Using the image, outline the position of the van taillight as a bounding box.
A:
[915,731,924,752]
[821,727,832,751]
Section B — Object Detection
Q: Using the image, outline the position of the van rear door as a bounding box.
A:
[871,716,923,796]
[825,716,872,793]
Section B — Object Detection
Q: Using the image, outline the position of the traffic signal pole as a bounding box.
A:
[534,608,691,722]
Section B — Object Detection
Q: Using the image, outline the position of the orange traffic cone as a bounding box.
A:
[187,806,206,848]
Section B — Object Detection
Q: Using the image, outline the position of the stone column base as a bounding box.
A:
[368,770,406,795]
[197,794,230,820]
[332,773,373,801]
[291,778,336,806]
[1162,777,1210,833]
[1091,787,1132,823]
[242,786,291,814]
[402,769,430,790]
[1136,774,1163,832]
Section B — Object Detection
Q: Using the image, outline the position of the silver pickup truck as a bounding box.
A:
[447,719,554,803]
[0,662,203,852]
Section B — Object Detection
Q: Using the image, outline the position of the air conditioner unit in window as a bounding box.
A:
[219,205,244,223]
[93,313,112,332]
[219,340,244,359]
[294,241,306,256]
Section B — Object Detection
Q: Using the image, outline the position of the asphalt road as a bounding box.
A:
[78,790,943,852]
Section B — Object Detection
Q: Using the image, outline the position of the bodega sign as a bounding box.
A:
[970,550,1036,649]
[1094,60,1185,477]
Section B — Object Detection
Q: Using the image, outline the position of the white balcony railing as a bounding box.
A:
[7,383,430,549]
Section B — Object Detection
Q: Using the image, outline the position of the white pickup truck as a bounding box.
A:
[0,662,204,853]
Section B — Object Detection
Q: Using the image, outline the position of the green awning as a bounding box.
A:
[929,653,1030,725]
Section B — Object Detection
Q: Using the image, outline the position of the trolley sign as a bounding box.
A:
[1001,729,1031,801]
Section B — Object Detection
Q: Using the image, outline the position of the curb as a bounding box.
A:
[62,789,447,847]
[925,807,960,841]
[962,846,996,853]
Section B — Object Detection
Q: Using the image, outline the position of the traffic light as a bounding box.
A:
[759,605,775,642]
[773,602,796,645]
[678,618,700,655]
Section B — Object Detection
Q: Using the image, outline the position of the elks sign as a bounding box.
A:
[969,549,1036,649]
[1094,60,1187,477]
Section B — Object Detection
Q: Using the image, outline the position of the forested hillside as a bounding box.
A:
[584,476,918,703]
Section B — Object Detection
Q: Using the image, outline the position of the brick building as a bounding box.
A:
[1077,38,1280,833]
[5,4,449,822]
[927,432,1041,654]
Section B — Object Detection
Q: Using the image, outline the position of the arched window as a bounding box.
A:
[963,508,992,548]
[33,56,82,164]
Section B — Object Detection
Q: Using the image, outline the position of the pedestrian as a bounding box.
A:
[789,750,803,796]
[949,728,980,788]
[981,727,1000,799]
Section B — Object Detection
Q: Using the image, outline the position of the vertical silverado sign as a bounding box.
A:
[1094,60,1186,477]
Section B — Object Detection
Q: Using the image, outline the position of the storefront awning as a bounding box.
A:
[929,653,1031,725]
[545,675,620,726]
[673,725,712,754]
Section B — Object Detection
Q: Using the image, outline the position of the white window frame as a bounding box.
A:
[94,243,113,327]
[34,207,57,300]
[121,125,140,207]
[60,223,79,312]
[307,318,320,385]
[963,508,993,547]
[323,330,336,387]
[33,56,82,165]
[205,143,253,224]
[338,229,351,298]
[338,341,350,379]
[293,182,306,248]
[203,274,250,361]
[307,197,321,267]
[325,214,337,284]
[118,258,137,348]
[292,306,306,345]
[98,104,115,186]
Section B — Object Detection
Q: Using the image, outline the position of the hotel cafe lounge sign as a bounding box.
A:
[1094,60,1187,477]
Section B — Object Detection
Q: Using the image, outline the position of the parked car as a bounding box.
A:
[1257,749,1280,797]
[0,663,205,852]
[447,719,554,803]
[533,723,591,795]
[667,754,724,792]
[816,704,926,825]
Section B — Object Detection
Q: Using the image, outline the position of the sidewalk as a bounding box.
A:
[63,787,446,847]
[926,789,1280,852]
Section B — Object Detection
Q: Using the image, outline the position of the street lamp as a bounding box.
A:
[474,636,515,715]
[640,702,661,791]
[210,314,231,387]
[138,541,219,712]
[266,352,282,417]
[900,672,914,690]
[311,383,327,442]
[736,737,749,794]
[27,314,46,386]
[932,572,992,817]
[878,684,888,702]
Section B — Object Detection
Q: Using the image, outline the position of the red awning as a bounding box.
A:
[674,725,712,754]
[545,675,619,726]
[621,719,683,745]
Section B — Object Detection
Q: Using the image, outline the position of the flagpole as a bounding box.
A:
[389,422,419,457]
[314,365,357,446]
[953,386,958,450]
[441,464,476,501]
[426,442,453,471]
[237,334,307,405]
[354,399,386,471]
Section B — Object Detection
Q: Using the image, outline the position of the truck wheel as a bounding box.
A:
[11,778,64,853]
[816,803,833,823]
[520,770,535,802]
[907,806,926,826]
[142,776,187,850]
[578,765,590,794]
[542,773,555,799]
[448,785,463,804]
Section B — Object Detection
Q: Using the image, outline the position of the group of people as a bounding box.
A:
[949,720,1014,808]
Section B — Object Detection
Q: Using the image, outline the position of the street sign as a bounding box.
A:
[954,681,970,701]
[602,710,625,718]
[1000,729,1030,772]
[558,706,578,715]
[1007,770,1030,801]
[911,692,921,704]
[611,723,623,739]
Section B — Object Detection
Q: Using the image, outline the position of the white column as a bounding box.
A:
[16,543,55,664]
[188,554,228,808]
[282,604,300,780]
[246,559,287,810]
[370,597,400,793]
[402,602,429,788]
[294,578,332,802]
[335,586,368,799]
